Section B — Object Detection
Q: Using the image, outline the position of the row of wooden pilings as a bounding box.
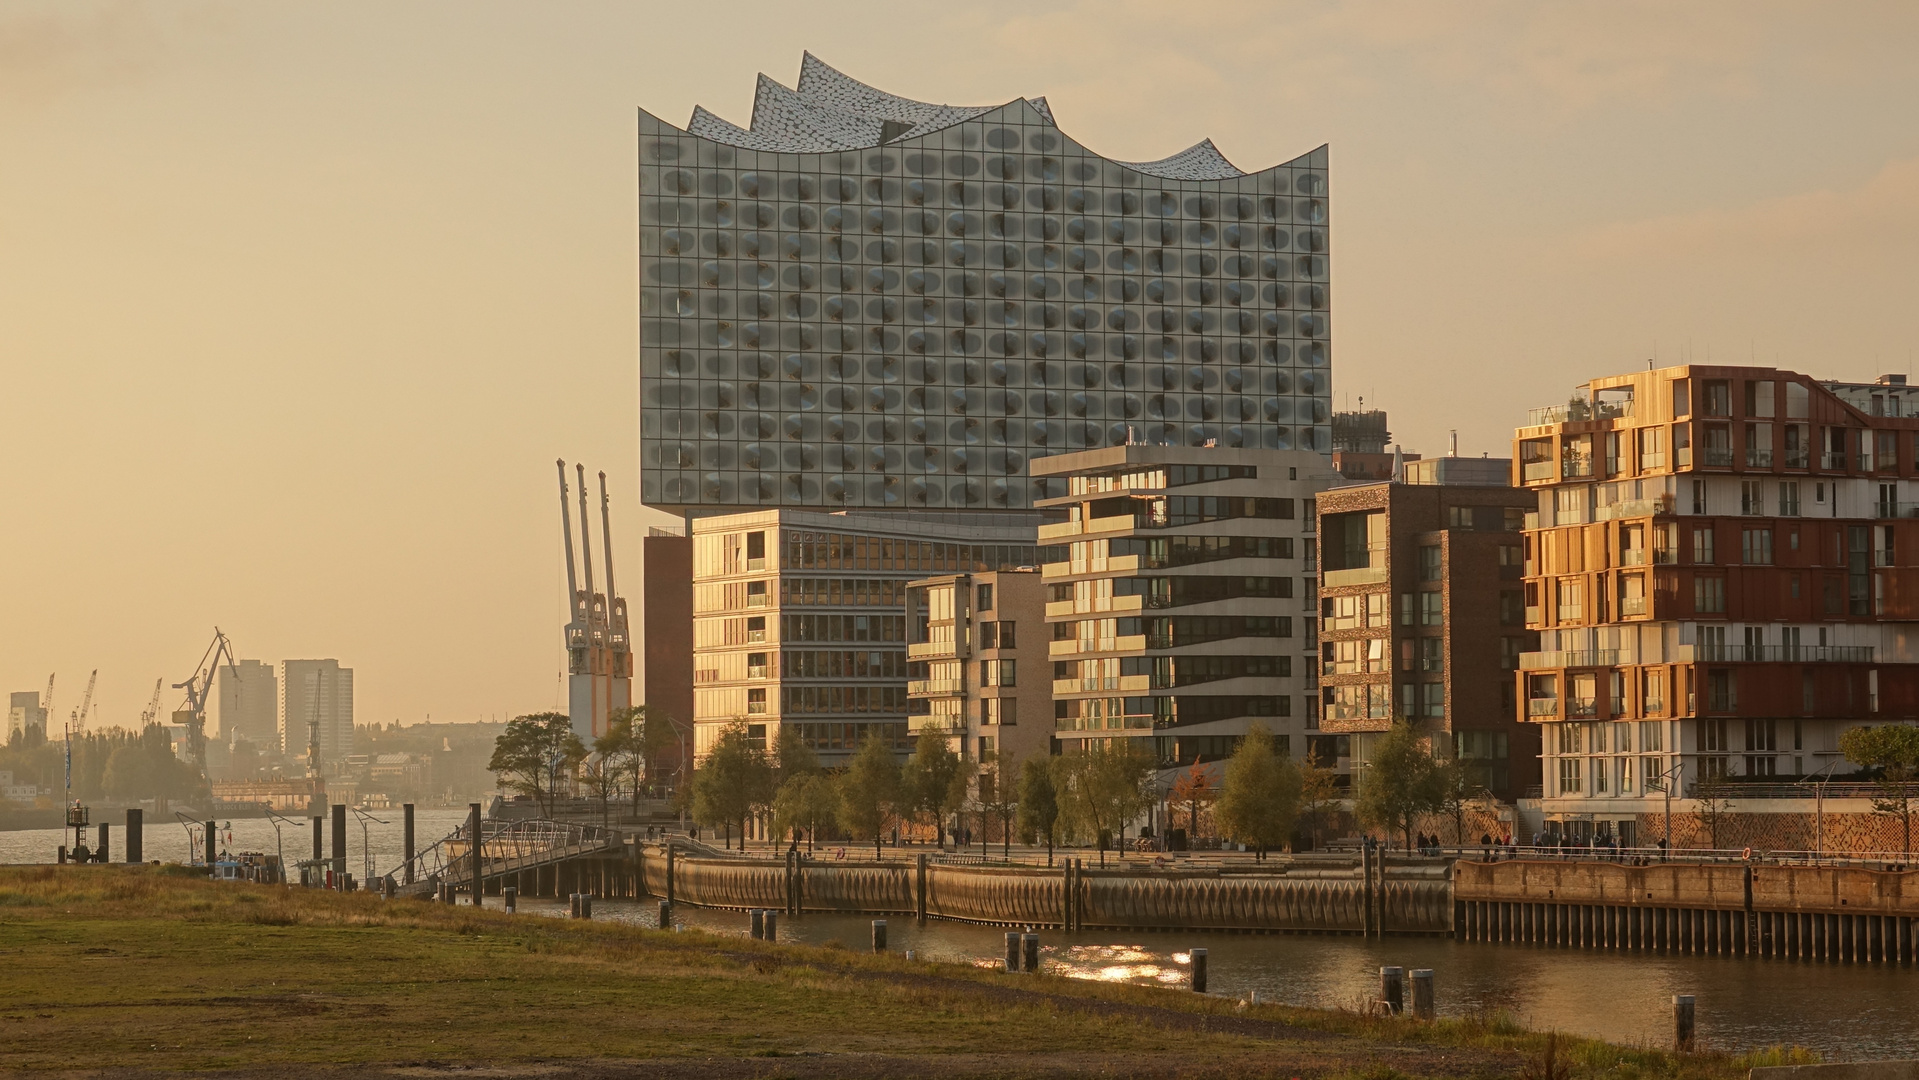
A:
[1461,896,1919,964]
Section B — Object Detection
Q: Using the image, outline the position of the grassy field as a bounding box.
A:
[0,865,1811,1079]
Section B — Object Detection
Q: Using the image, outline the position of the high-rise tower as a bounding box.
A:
[638,54,1330,514]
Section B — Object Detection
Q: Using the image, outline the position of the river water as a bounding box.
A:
[0,808,476,877]
[506,897,1919,1060]
[7,823,1914,1059]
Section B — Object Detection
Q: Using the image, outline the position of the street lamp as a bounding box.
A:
[353,807,392,884]
[1649,759,1686,859]
[1796,759,1845,861]
[265,811,304,887]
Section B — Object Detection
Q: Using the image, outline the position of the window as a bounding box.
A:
[1419,592,1444,626]
[746,579,769,607]
[977,583,994,612]
[1558,757,1583,795]
[1612,721,1633,753]
[1741,480,1765,515]
[1746,755,1777,777]
[1779,482,1801,517]
[1418,545,1441,582]
[1703,380,1731,416]
[1691,477,1707,515]
[1742,528,1773,565]
[747,688,767,714]
[979,621,997,649]
[1616,756,1634,794]
[1707,668,1736,712]
[1400,593,1414,627]
[1418,637,1443,673]
[1695,576,1725,613]
[1746,718,1777,752]
[1642,672,1664,715]
[1499,591,1524,626]
[1673,380,1691,417]
[746,531,767,570]
[998,620,1015,649]
[1422,682,1445,719]
[746,615,767,643]
[1692,526,1716,563]
[981,659,1016,687]
[747,652,768,679]
[1555,579,1582,622]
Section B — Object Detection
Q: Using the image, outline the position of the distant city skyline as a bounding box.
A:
[4,3,1916,724]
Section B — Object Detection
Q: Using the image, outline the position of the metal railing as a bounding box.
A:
[388,817,619,890]
[1686,643,1874,663]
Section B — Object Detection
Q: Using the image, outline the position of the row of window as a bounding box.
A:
[1322,592,1446,630]
[1067,463,1259,496]
[1324,682,1446,720]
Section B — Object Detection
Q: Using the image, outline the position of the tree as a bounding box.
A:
[976,751,1019,860]
[689,722,773,850]
[1166,758,1216,844]
[838,732,902,858]
[1055,740,1157,866]
[1016,756,1060,866]
[1213,724,1303,860]
[774,724,821,789]
[1433,758,1489,845]
[1354,724,1440,851]
[487,713,585,816]
[581,753,619,828]
[596,707,651,815]
[772,772,840,853]
[900,723,970,847]
[1841,724,1919,856]
[1691,773,1736,850]
[1296,747,1341,851]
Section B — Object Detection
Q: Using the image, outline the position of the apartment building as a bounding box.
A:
[1314,464,1540,800]
[282,660,353,763]
[1516,365,1919,840]
[903,570,1052,768]
[217,660,279,746]
[690,510,1043,762]
[1030,445,1332,765]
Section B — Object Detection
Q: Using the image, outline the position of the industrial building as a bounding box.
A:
[637,53,1332,515]
[1030,444,1333,765]
[903,569,1053,768]
[6,690,48,743]
[1314,459,1540,801]
[690,509,1045,761]
[1515,365,1919,841]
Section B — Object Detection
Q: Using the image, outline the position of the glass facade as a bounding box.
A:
[640,54,1331,512]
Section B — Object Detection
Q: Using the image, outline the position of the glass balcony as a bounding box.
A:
[1822,452,1848,470]
[1526,698,1559,716]
[1702,448,1734,467]
[1746,448,1773,468]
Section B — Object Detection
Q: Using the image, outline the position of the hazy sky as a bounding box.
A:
[3,2,1915,731]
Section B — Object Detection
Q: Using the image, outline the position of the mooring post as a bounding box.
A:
[1411,969,1435,1020]
[582,893,592,919]
[311,816,323,881]
[125,807,143,864]
[1673,995,1696,1051]
[1190,948,1208,993]
[764,910,778,941]
[96,823,110,863]
[57,845,66,864]
[751,909,766,940]
[1380,966,1405,1014]
[403,803,416,885]
[1062,859,1074,931]
[1004,932,1020,972]
[916,853,928,924]
[569,893,581,918]
[330,804,347,885]
[468,802,483,907]
[503,886,517,914]
[1023,933,1040,972]
[665,844,676,909]
[658,898,671,929]
[204,817,217,869]
[1361,844,1375,937]
[872,919,888,953]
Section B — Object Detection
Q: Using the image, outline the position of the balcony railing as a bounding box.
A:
[1746,448,1773,468]
[1701,447,1734,467]
[1567,697,1599,718]
[1822,452,1848,470]
[1683,644,1874,663]
[1526,698,1559,716]
[1518,649,1621,670]
[1594,496,1674,522]
[1522,461,1556,482]
[1054,713,1153,732]
[1562,455,1594,478]
[1620,596,1647,616]
[908,679,965,696]
[1784,449,1810,468]
[1527,400,1633,426]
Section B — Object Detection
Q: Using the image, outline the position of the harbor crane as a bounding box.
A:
[69,670,96,733]
[173,628,236,775]
[139,678,164,727]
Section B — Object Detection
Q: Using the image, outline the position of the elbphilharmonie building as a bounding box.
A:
[639,54,1329,513]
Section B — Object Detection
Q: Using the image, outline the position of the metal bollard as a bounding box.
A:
[1411,969,1435,1020]
[1674,995,1695,1051]
[1380,966,1405,1015]
[658,899,671,929]
[581,894,593,920]
[503,886,517,914]
[569,893,582,918]
[1190,948,1208,992]
[1004,932,1020,973]
[872,919,888,953]
[1022,933,1040,973]
[763,910,778,941]
[751,909,766,940]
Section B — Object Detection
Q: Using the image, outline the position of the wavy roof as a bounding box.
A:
[683,52,1249,181]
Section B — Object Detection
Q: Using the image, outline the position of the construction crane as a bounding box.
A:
[138,678,164,728]
[173,628,236,774]
[69,670,96,733]
[41,674,54,734]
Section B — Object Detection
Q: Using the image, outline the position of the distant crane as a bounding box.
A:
[69,670,97,733]
[41,673,54,734]
[173,628,237,775]
[139,678,164,728]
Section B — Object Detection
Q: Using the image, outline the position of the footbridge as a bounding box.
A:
[389,818,625,899]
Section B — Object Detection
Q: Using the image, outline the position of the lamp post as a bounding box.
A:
[1796,759,1844,861]
[265,811,304,887]
[1652,759,1686,859]
[353,807,391,884]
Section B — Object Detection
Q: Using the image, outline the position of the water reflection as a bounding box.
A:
[519,899,1919,1059]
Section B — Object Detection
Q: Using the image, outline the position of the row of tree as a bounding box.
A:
[486,708,677,819]
[0,725,208,806]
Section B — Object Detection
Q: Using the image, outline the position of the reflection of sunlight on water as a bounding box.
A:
[1053,943,1186,986]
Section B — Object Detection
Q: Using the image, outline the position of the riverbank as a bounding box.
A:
[0,865,1809,1078]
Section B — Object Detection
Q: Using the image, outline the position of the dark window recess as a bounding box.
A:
[1109,534,1292,568]
[1117,575,1293,608]
[1142,615,1292,648]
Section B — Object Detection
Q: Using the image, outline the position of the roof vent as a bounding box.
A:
[1878,374,1907,386]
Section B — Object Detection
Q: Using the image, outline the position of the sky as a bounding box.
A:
[2,1,1916,731]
